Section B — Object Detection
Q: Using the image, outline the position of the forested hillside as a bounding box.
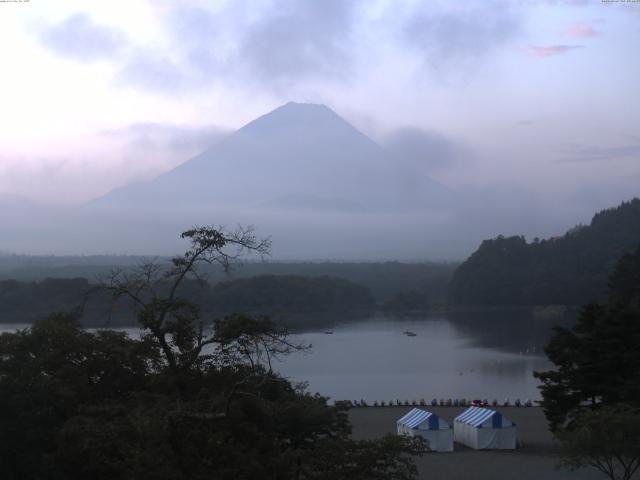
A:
[0,275,375,327]
[210,275,374,314]
[0,259,455,304]
[0,278,93,323]
[449,198,640,306]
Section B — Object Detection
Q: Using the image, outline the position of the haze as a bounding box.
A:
[0,0,638,259]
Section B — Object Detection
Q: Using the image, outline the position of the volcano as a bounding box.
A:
[91,102,450,213]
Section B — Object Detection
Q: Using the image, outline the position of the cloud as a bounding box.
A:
[100,122,229,155]
[383,127,464,172]
[115,5,225,92]
[41,14,127,61]
[117,0,361,93]
[527,44,583,57]
[94,122,229,187]
[562,22,598,38]
[403,4,521,75]
[236,0,358,87]
[117,51,192,92]
[0,123,228,205]
[558,143,640,163]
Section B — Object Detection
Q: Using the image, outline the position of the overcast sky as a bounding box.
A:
[0,0,639,208]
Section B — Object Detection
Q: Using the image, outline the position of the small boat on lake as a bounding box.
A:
[324,330,334,335]
[403,331,417,337]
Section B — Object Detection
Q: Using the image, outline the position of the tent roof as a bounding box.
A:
[455,407,506,427]
[397,408,436,429]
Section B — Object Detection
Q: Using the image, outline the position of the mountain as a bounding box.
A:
[0,194,42,218]
[90,102,451,213]
[448,198,640,306]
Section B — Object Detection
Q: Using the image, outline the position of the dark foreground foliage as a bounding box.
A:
[0,314,422,480]
[557,404,640,480]
[536,245,640,479]
[0,226,423,480]
[535,244,640,430]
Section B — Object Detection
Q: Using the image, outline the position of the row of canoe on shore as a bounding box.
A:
[347,398,535,408]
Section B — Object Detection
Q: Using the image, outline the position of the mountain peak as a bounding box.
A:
[238,101,344,136]
[91,101,450,216]
[284,100,321,106]
[280,101,331,111]
[270,101,336,120]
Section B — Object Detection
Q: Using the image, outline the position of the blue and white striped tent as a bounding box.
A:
[454,407,516,450]
[397,408,453,452]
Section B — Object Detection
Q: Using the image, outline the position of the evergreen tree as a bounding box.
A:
[535,244,640,430]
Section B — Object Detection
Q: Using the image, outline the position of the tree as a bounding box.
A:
[0,312,157,479]
[535,245,640,479]
[0,225,424,480]
[534,244,640,430]
[609,245,640,311]
[100,225,272,373]
[557,405,640,480]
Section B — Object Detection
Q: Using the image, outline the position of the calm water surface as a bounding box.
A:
[277,315,552,403]
[1,311,558,403]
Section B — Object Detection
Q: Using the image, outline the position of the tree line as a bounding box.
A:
[0,274,376,327]
[0,257,456,305]
[449,198,640,306]
[0,269,446,327]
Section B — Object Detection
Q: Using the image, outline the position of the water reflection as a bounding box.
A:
[445,307,576,355]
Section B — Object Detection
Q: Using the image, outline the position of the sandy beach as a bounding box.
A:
[349,406,604,480]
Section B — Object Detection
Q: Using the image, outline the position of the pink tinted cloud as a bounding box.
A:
[527,45,583,57]
[562,23,598,38]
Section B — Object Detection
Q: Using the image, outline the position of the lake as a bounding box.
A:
[0,309,563,403]
[276,313,554,403]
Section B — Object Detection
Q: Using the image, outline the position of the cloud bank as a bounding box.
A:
[41,13,127,61]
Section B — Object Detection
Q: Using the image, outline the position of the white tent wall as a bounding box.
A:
[422,428,454,452]
[396,408,454,452]
[453,407,517,450]
[476,426,516,450]
[398,425,454,453]
[454,421,476,449]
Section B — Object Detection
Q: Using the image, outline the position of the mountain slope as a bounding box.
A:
[449,198,640,306]
[90,102,450,212]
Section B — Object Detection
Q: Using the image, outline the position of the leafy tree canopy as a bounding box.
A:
[534,245,640,479]
[557,404,640,480]
[0,226,423,480]
[535,244,640,430]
